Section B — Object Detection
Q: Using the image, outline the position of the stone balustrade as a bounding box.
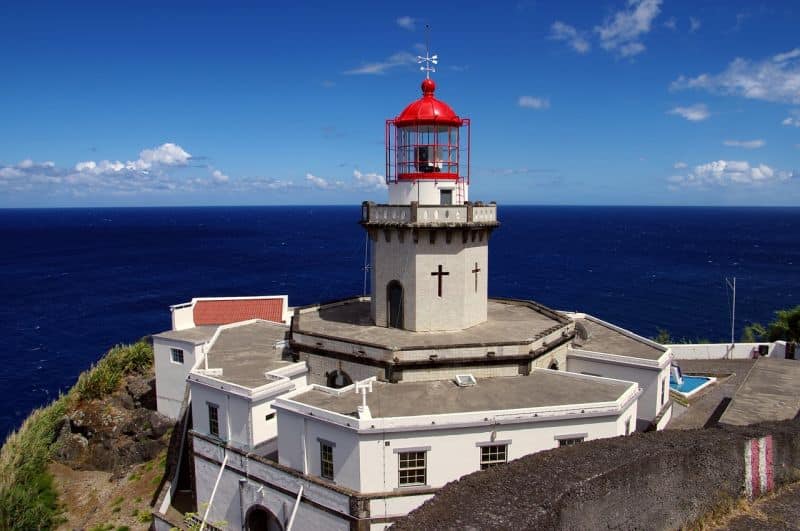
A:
[361,201,498,226]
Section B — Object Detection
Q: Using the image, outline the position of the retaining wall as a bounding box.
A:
[669,341,788,360]
[394,420,800,530]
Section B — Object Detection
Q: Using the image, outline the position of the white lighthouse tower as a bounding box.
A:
[361,55,499,332]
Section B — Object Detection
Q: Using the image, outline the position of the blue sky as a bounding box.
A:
[1,0,798,207]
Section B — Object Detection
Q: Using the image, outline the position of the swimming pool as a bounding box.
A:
[670,375,716,398]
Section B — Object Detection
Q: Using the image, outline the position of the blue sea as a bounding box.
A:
[1,205,798,439]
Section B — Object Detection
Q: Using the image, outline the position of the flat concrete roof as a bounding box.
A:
[290,371,631,418]
[293,298,568,350]
[573,318,665,361]
[205,321,292,388]
[153,325,218,345]
[719,358,800,426]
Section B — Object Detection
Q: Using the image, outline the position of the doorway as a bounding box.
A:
[387,280,404,328]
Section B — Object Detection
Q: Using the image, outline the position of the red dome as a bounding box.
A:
[394,79,462,126]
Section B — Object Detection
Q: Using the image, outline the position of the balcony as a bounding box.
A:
[360,202,498,228]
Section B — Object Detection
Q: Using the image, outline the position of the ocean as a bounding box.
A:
[1,205,798,439]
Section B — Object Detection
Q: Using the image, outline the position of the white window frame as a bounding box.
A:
[479,443,508,470]
[555,433,587,447]
[318,438,335,481]
[395,446,429,487]
[207,402,220,438]
[170,347,185,364]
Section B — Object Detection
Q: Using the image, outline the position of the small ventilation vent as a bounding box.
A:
[454,374,477,387]
[575,321,592,342]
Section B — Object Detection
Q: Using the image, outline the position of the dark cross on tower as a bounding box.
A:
[431,264,450,297]
[471,262,481,292]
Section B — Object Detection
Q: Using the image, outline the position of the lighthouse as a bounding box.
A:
[361,55,499,332]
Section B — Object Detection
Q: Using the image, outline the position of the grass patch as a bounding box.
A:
[0,340,153,531]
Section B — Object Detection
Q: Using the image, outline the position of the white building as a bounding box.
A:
[152,70,675,531]
[153,295,289,419]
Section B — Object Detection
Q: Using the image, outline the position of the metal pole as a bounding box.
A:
[731,277,736,345]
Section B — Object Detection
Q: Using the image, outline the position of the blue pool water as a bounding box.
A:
[670,376,712,394]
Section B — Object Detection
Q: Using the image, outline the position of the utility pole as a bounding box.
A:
[726,277,736,345]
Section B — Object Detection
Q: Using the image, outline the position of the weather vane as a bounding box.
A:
[417,24,438,79]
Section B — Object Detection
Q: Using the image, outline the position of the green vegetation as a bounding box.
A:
[742,305,800,343]
[0,340,153,530]
[652,329,710,345]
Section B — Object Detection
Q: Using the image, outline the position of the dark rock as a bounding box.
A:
[126,376,156,409]
[55,433,89,463]
[111,392,135,410]
[148,411,172,439]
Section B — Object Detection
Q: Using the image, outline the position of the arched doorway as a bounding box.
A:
[245,505,283,531]
[326,370,353,389]
[548,360,559,370]
[387,280,404,328]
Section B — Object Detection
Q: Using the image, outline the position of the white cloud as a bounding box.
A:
[673,161,688,169]
[669,159,793,188]
[396,16,415,31]
[344,51,416,75]
[668,103,710,122]
[723,139,765,149]
[305,173,344,190]
[549,21,591,54]
[782,109,800,127]
[689,17,701,33]
[211,169,229,183]
[671,48,800,104]
[353,169,387,190]
[595,0,662,57]
[663,17,677,30]
[74,142,191,175]
[0,143,232,196]
[518,96,550,110]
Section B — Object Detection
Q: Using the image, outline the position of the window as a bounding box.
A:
[440,189,453,205]
[558,437,584,447]
[398,451,426,486]
[625,418,631,436]
[170,348,184,364]
[320,443,334,480]
[265,412,275,422]
[661,377,667,405]
[208,403,219,437]
[480,444,507,470]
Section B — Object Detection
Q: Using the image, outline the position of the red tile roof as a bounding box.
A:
[193,298,285,326]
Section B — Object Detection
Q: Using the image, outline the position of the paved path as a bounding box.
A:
[667,359,755,430]
[720,482,800,530]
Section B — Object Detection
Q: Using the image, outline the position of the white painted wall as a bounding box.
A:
[277,402,634,494]
[668,342,786,360]
[190,372,308,449]
[370,227,489,331]
[170,304,194,331]
[153,337,202,419]
[567,353,668,423]
[388,180,468,205]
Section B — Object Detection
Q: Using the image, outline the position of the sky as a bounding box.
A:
[0,0,798,207]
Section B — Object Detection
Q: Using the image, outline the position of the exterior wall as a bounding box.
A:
[170,304,194,331]
[399,363,519,382]
[668,342,785,360]
[370,227,489,331]
[193,438,351,531]
[301,352,384,386]
[190,371,308,449]
[567,354,669,423]
[355,412,633,494]
[531,342,570,370]
[388,180,468,205]
[277,402,634,495]
[154,337,201,419]
[277,413,362,490]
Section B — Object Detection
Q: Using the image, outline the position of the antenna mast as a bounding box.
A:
[417,24,438,79]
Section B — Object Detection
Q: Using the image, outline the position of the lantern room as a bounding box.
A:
[386,78,471,205]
